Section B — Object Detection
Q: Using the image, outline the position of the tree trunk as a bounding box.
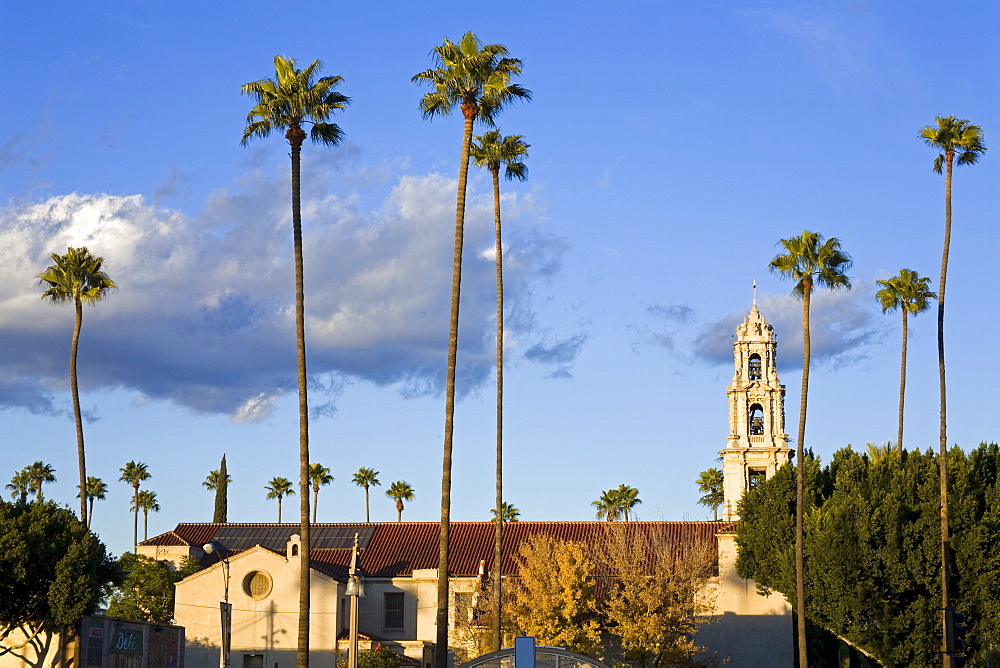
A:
[71,297,87,526]
[88,497,94,529]
[436,103,476,668]
[365,487,370,523]
[278,496,283,523]
[795,282,812,668]
[897,309,908,458]
[313,488,318,523]
[287,124,312,668]
[938,151,954,666]
[132,485,140,550]
[491,164,505,653]
[143,509,149,541]
[397,500,403,523]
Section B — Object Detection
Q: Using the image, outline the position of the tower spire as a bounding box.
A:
[752,280,757,307]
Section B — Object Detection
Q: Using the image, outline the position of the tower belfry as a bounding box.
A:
[722,298,792,520]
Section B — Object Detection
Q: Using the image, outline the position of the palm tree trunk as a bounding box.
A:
[938,153,954,665]
[132,485,140,550]
[71,297,87,526]
[278,496,283,523]
[313,488,318,523]
[795,283,811,668]
[88,497,94,529]
[143,509,149,541]
[397,500,403,523]
[365,487,370,523]
[436,104,475,668]
[287,125,312,668]
[491,165,505,653]
[897,310,908,458]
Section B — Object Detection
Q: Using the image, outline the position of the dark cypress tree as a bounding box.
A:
[213,454,228,523]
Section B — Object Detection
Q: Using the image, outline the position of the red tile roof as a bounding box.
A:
[142,521,735,580]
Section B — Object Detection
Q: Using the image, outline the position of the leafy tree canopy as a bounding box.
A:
[736,444,1000,666]
[106,553,200,624]
[0,500,116,650]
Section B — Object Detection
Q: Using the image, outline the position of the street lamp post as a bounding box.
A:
[203,541,232,668]
[345,533,365,668]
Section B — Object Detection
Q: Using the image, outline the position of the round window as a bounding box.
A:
[243,570,272,599]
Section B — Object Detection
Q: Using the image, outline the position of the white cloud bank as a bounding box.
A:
[0,169,568,421]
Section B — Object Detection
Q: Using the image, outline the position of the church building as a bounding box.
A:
[137,301,794,667]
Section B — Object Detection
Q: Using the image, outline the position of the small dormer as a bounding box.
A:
[287,534,301,560]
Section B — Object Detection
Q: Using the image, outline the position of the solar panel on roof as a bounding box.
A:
[210,525,377,552]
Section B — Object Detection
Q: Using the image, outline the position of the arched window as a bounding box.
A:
[748,404,764,435]
[748,354,762,380]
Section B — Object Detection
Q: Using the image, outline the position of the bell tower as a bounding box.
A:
[721,289,792,520]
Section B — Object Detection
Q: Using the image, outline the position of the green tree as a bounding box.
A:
[412,33,530,665]
[79,476,107,529]
[592,489,621,522]
[106,552,199,624]
[37,247,117,526]
[769,229,852,665]
[470,127,530,652]
[242,55,349,668]
[132,490,159,542]
[920,116,986,661]
[203,455,231,523]
[351,467,380,522]
[386,481,414,522]
[265,476,296,522]
[509,534,600,655]
[876,269,935,458]
[735,445,1000,665]
[696,468,725,521]
[0,499,116,655]
[119,461,150,550]
[489,501,520,523]
[309,463,333,522]
[615,484,642,521]
[6,469,31,504]
[24,462,56,501]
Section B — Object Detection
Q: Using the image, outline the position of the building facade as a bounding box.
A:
[137,301,793,667]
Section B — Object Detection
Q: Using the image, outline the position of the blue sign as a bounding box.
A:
[514,636,535,668]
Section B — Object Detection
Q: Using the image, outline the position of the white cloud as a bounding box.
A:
[0,169,567,421]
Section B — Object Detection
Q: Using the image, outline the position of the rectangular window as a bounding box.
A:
[748,468,767,489]
[340,598,348,632]
[384,592,405,629]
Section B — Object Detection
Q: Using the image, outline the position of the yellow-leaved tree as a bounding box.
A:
[508,534,601,655]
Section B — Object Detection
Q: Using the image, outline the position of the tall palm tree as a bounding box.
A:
[79,476,108,529]
[412,34,530,664]
[921,117,986,664]
[265,477,296,522]
[242,56,349,668]
[592,489,621,522]
[696,468,725,521]
[25,461,57,501]
[352,467,380,522]
[37,246,117,526]
[386,481,415,522]
[470,128,529,652]
[489,501,520,523]
[309,463,333,522]
[876,269,936,458]
[132,489,159,541]
[769,229,852,666]
[6,469,32,503]
[615,484,642,521]
[119,461,151,550]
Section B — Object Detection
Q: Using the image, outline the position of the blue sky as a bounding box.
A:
[2,1,998,558]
